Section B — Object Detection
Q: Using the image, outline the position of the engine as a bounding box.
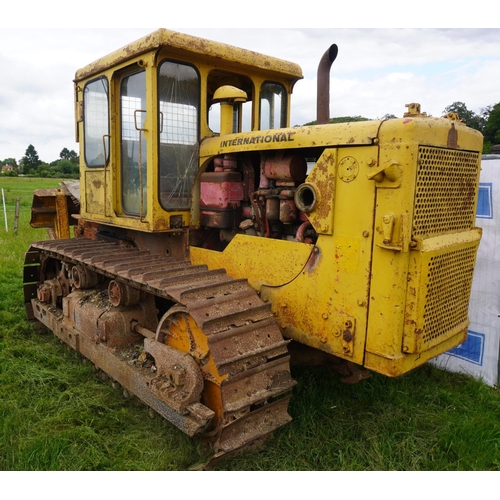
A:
[200,152,317,246]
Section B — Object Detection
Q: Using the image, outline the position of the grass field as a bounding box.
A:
[1,177,500,471]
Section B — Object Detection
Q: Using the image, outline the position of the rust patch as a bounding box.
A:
[305,247,321,273]
[447,123,458,149]
[314,156,329,175]
[93,180,102,189]
[169,215,183,229]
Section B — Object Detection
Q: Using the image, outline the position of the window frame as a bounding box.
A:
[119,68,148,217]
[157,58,201,212]
[83,76,110,168]
[259,81,288,131]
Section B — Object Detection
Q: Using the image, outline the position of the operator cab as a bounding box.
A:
[75,29,303,233]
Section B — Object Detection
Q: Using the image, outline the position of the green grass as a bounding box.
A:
[1,177,500,471]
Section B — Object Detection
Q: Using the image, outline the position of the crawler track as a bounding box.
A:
[23,238,296,460]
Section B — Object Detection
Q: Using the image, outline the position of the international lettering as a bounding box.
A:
[220,132,296,148]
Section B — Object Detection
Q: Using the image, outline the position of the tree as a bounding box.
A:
[302,115,370,126]
[54,159,79,177]
[484,103,500,146]
[21,144,42,174]
[59,148,79,165]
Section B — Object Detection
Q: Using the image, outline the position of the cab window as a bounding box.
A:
[83,77,109,167]
[158,60,200,210]
[260,82,287,130]
[120,70,147,216]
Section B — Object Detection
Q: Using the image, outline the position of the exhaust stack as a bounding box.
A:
[317,44,338,125]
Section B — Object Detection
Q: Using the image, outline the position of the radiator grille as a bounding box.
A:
[422,246,476,347]
[413,147,479,238]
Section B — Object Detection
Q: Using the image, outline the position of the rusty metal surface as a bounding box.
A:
[23,239,296,459]
[75,29,303,83]
[145,337,205,413]
[30,187,79,238]
[216,395,292,453]
[317,44,338,125]
[31,299,211,437]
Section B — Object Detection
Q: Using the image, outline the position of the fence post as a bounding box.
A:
[2,188,7,232]
[14,198,20,235]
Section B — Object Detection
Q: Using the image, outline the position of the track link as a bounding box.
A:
[23,238,296,460]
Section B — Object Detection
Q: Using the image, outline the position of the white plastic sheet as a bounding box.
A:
[433,155,500,387]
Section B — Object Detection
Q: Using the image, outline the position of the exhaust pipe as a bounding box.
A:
[317,44,338,125]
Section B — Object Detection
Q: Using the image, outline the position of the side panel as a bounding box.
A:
[190,236,315,289]
[192,146,378,365]
[84,169,108,216]
[265,147,377,364]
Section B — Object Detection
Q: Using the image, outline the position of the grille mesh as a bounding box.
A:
[422,246,476,346]
[413,147,479,238]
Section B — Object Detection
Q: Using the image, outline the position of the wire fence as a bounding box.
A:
[1,188,21,234]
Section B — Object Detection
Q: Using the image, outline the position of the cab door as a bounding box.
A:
[119,69,148,218]
[81,76,110,217]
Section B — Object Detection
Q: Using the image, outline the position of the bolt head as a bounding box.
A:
[343,330,353,342]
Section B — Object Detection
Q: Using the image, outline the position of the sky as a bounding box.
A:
[2,4,498,164]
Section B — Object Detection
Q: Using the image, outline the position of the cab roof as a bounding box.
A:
[74,28,304,83]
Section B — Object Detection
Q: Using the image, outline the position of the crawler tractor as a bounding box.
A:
[23,29,483,461]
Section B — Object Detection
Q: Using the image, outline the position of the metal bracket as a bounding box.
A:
[341,319,356,357]
[377,213,410,252]
[367,159,402,187]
